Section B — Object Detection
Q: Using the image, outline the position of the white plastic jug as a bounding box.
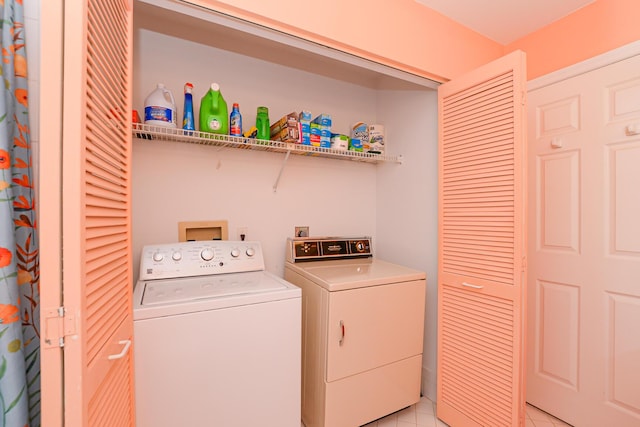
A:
[144,83,177,127]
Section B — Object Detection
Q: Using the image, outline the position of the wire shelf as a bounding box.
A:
[132,123,402,164]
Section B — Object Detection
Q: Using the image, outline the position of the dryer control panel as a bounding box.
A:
[287,237,372,262]
[139,240,265,280]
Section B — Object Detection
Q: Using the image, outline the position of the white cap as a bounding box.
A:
[211,83,220,91]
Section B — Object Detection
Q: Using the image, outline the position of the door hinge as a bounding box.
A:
[43,306,77,349]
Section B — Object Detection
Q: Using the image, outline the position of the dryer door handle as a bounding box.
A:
[339,320,345,346]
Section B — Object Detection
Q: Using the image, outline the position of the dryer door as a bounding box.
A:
[326,280,425,382]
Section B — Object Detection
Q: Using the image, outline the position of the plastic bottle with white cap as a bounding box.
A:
[199,83,229,135]
[144,83,177,127]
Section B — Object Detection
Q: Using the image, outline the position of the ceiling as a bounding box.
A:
[415,0,596,44]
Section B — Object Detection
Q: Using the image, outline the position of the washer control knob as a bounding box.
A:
[356,241,365,252]
[246,247,256,257]
[152,252,164,262]
[172,251,182,261]
[231,248,241,258]
[200,248,215,261]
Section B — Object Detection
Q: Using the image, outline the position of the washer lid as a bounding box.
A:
[141,271,287,306]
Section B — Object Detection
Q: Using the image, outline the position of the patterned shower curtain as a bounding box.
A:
[0,0,39,426]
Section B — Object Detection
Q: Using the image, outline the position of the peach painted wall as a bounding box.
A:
[505,0,640,80]
[189,0,503,82]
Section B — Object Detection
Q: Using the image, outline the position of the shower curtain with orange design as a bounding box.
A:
[0,1,39,426]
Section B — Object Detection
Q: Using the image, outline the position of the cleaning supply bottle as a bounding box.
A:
[256,106,270,142]
[182,82,195,132]
[229,103,242,136]
[199,83,228,134]
[144,83,177,127]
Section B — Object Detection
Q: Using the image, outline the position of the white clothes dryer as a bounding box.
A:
[133,240,301,427]
[284,237,426,427]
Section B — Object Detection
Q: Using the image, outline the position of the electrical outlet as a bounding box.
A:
[238,227,248,241]
[295,226,309,238]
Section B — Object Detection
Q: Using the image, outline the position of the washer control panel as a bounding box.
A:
[139,240,264,280]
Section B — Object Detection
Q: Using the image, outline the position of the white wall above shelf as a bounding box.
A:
[132,123,402,164]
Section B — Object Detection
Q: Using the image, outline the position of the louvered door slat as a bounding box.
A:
[444,130,513,151]
[438,51,526,427]
[446,152,516,170]
[444,242,514,255]
[86,120,129,159]
[85,158,127,186]
[88,351,133,426]
[86,110,129,151]
[440,286,517,426]
[87,180,126,201]
[444,182,513,193]
[445,88,514,118]
[444,85,513,118]
[443,229,513,239]
[86,187,127,205]
[443,320,514,349]
[444,72,513,104]
[444,121,515,145]
[445,106,515,136]
[445,164,515,181]
[446,240,514,252]
[444,324,514,353]
[86,224,129,239]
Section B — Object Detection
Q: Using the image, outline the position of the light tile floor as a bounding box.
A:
[356,397,573,427]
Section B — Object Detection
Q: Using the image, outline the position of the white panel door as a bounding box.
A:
[527,54,640,427]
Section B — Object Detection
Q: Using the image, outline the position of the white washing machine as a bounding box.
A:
[133,240,301,427]
[284,237,426,427]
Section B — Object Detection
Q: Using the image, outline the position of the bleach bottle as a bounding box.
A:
[199,83,228,135]
[144,83,177,127]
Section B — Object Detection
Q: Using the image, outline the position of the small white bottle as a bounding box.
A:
[144,83,177,127]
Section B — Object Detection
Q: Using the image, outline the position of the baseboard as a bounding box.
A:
[421,366,437,401]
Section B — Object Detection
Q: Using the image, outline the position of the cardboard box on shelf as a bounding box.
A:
[299,111,311,146]
[270,112,299,137]
[311,113,332,128]
[271,125,300,143]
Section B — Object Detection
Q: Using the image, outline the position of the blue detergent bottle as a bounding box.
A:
[230,103,242,136]
[182,82,195,132]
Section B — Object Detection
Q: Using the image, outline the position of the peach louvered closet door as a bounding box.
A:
[41,0,134,426]
[437,51,527,427]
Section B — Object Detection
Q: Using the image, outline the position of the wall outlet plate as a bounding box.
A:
[295,226,309,237]
[237,227,248,241]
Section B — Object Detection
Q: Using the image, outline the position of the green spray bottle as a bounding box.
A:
[199,83,228,135]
